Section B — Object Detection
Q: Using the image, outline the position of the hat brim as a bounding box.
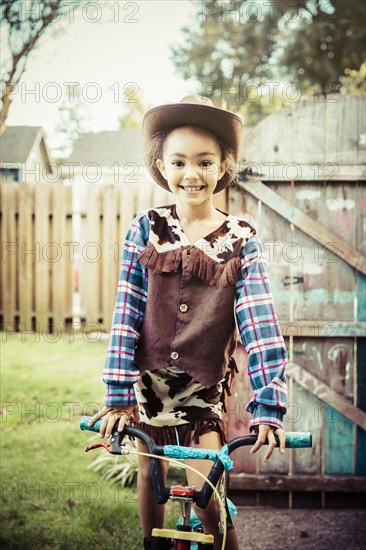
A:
[142,103,243,194]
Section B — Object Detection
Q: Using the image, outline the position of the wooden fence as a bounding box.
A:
[226,94,366,506]
[1,180,226,332]
[227,178,366,505]
[0,180,174,333]
[1,182,73,332]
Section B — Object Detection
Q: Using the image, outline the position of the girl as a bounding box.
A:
[89,95,288,550]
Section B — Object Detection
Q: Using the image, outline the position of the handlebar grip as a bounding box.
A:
[80,416,103,433]
[285,432,312,448]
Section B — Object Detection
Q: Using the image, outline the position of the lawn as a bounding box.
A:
[0,332,178,549]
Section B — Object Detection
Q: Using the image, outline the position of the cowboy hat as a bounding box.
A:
[142,95,243,194]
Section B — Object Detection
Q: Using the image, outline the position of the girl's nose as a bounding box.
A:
[183,164,199,181]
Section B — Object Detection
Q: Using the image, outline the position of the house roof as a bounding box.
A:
[0,126,44,164]
[66,128,144,166]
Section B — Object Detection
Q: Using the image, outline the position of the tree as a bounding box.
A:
[52,87,92,160]
[0,0,81,126]
[341,62,366,95]
[118,88,153,129]
[276,0,366,93]
[170,0,366,122]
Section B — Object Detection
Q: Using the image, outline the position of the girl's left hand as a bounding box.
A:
[250,424,286,462]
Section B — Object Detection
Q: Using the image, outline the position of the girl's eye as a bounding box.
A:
[171,160,213,168]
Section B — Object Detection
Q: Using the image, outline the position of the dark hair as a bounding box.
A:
[144,126,238,189]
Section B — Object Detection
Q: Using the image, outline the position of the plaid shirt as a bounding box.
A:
[103,210,288,432]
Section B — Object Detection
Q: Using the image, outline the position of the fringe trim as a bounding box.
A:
[137,242,241,288]
[128,417,226,447]
[220,356,239,413]
[137,242,183,274]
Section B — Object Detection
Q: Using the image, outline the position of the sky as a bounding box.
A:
[5,1,198,139]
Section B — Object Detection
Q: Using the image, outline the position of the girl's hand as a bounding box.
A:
[88,405,136,438]
[250,424,286,462]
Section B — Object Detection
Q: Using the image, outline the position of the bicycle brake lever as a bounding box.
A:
[85,442,113,453]
[84,423,126,455]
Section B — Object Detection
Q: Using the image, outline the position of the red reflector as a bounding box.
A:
[170,485,195,497]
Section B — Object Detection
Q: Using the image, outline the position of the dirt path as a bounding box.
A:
[234,508,366,550]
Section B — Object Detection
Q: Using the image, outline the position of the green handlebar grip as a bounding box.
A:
[284,432,312,448]
[80,415,102,433]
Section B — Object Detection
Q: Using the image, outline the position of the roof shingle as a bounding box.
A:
[0,126,42,163]
[66,128,144,166]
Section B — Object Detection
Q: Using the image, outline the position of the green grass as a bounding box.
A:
[0,333,179,549]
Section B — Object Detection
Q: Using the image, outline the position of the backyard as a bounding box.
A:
[0,331,181,549]
[2,332,366,550]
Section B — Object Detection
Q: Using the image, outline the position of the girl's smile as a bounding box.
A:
[178,184,207,193]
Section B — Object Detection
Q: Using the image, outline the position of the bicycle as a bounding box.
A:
[80,416,312,550]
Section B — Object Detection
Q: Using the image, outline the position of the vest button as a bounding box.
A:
[170,351,179,360]
[179,303,188,313]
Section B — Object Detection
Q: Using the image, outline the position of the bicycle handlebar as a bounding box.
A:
[80,416,311,450]
[80,416,312,508]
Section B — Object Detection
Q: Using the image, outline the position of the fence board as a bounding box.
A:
[229,474,366,492]
[357,426,366,477]
[292,383,322,474]
[0,186,3,317]
[18,184,33,331]
[64,185,73,320]
[355,181,366,241]
[1,183,17,329]
[79,182,88,321]
[51,184,67,330]
[286,361,366,429]
[280,320,366,337]
[120,181,136,244]
[273,180,362,248]
[152,182,175,209]
[240,179,366,275]
[102,184,119,330]
[136,180,153,213]
[229,344,256,474]
[272,183,357,322]
[324,406,355,474]
[356,338,366,476]
[244,95,366,168]
[85,184,102,325]
[326,182,357,248]
[292,338,355,402]
[34,184,50,330]
[358,271,366,321]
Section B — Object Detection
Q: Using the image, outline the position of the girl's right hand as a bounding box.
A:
[88,405,135,438]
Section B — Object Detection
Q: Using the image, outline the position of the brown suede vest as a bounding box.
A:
[134,245,239,389]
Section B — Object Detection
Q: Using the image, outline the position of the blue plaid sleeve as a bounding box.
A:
[103,211,149,407]
[235,232,288,432]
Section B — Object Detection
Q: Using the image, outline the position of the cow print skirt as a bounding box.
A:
[129,365,227,447]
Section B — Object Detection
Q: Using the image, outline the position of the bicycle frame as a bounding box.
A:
[80,416,312,549]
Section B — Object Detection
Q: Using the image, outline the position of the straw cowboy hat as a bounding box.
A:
[142,95,243,194]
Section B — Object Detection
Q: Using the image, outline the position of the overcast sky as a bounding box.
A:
[6,1,197,134]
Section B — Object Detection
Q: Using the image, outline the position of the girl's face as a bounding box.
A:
[155,126,226,203]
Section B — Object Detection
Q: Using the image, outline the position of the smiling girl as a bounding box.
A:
[89,95,288,549]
